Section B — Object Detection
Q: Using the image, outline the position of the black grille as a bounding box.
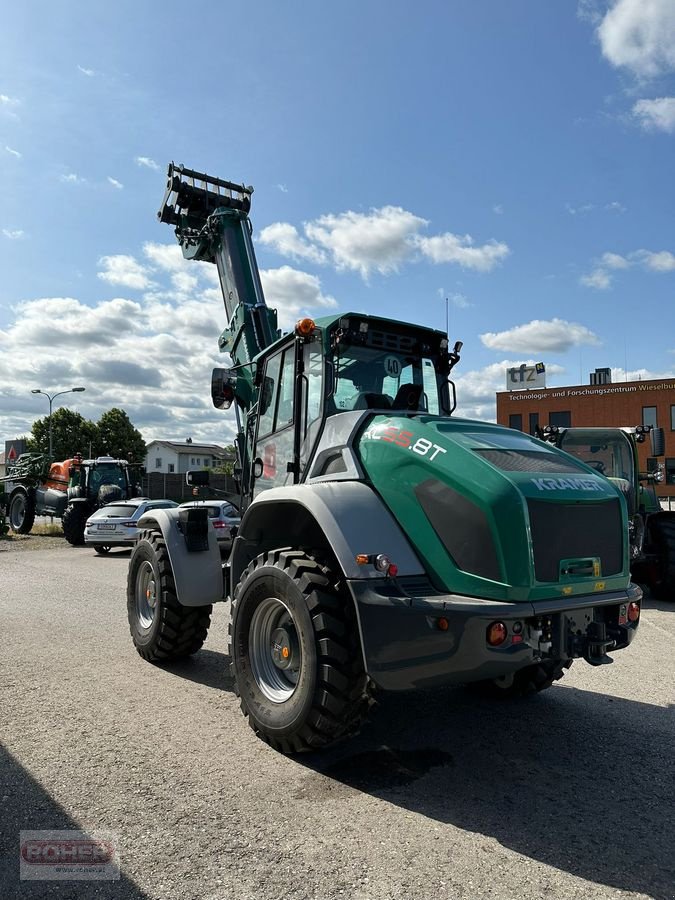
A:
[527,499,623,582]
[476,449,588,473]
[368,330,416,353]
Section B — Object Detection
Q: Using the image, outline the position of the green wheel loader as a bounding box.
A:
[538,423,675,600]
[126,164,641,754]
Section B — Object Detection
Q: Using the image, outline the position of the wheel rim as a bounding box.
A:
[249,596,301,703]
[135,560,158,629]
[9,495,25,529]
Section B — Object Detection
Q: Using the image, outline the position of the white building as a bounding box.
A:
[144,440,232,475]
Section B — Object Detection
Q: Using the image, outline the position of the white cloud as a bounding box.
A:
[450,292,471,309]
[143,241,188,273]
[580,269,612,289]
[260,266,337,330]
[634,249,675,271]
[262,205,509,279]
[77,65,95,76]
[2,229,25,240]
[418,232,510,272]
[597,0,675,78]
[97,255,154,290]
[277,184,288,193]
[480,319,600,353]
[605,201,627,213]
[632,97,675,132]
[581,246,675,287]
[107,177,123,190]
[0,94,19,107]
[493,204,504,215]
[5,146,21,158]
[306,206,427,278]
[60,173,85,185]
[259,222,327,265]
[136,156,161,171]
[565,202,595,215]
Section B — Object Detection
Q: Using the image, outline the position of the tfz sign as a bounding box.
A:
[506,363,546,390]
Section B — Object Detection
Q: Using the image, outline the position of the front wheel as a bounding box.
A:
[62,504,89,546]
[8,489,35,534]
[229,549,372,754]
[127,528,212,661]
[472,658,573,699]
[94,545,112,555]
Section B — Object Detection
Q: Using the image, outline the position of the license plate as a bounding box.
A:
[97,524,116,531]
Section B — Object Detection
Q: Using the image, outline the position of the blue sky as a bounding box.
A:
[1,0,675,446]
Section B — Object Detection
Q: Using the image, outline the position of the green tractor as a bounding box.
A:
[126,164,641,754]
[538,424,675,600]
[2,453,144,545]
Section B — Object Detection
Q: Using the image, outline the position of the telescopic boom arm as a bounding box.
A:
[157,162,278,367]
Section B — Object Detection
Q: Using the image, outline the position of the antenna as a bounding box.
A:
[445,296,449,338]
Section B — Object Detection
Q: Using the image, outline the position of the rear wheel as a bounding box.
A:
[472,658,573,699]
[62,504,89,545]
[8,489,35,534]
[229,549,373,754]
[645,515,675,601]
[127,528,212,661]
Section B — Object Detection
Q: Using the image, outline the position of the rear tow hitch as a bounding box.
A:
[583,622,616,666]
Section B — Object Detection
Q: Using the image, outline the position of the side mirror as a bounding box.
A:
[252,458,264,479]
[212,368,236,410]
[186,470,210,487]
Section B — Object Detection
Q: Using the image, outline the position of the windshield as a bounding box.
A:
[559,431,634,480]
[330,344,443,414]
[89,464,127,491]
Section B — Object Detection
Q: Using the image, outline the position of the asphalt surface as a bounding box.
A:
[1,547,674,900]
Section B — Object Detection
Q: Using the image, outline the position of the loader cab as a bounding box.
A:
[247,314,455,501]
[557,428,638,513]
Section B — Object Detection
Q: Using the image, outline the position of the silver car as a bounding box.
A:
[84,499,178,554]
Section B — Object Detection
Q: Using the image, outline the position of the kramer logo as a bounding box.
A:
[531,477,604,492]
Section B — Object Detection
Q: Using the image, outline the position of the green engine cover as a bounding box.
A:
[356,415,630,603]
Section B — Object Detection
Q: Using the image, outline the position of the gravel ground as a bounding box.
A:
[1,546,674,900]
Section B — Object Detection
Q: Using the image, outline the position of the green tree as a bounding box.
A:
[96,408,146,463]
[211,443,236,476]
[27,408,98,461]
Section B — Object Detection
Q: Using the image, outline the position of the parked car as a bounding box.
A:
[179,499,240,548]
[84,498,178,554]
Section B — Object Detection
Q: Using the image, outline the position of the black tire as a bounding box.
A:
[229,549,372,754]
[127,528,212,661]
[8,489,36,534]
[472,658,573,699]
[62,503,89,545]
[645,515,675,601]
[94,545,112,555]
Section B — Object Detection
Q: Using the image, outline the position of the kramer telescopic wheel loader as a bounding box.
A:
[126,163,641,754]
[537,423,675,600]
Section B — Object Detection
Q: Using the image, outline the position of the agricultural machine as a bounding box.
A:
[538,423,675,600]
[2,453,144,545]
[126,163,641,754]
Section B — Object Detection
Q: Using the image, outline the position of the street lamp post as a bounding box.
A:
[31,387,86,459]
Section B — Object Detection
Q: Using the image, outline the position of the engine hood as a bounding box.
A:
[356,415,629,602]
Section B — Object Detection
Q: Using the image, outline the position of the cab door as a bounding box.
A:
[253,342,297,497]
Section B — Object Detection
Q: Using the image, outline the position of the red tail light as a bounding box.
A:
[487,622,508,646]
[212,520,227,528]
[627,601,640,622]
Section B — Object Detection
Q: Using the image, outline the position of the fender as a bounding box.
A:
[231,481,424,587]
[136,508,225,607]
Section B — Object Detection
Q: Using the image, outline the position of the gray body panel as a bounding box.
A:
[231,480,425,585]
[137,508,224,607]
[305,411,369,482]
